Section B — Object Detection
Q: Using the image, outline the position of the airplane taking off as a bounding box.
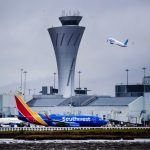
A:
[107,38,128,47]
[14,95,108,127]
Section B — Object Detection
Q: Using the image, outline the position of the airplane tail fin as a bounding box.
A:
[14,95,48,126]
[15,95,35,117]
[124,39,128,46]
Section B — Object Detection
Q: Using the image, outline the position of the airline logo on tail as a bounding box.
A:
[15,95,48,126]
[124,39,128,46]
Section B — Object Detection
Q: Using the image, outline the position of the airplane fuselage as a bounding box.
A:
[18,113,108,127]
[0,117,23,125]
[107,38,128,47]
[15,95,108,127]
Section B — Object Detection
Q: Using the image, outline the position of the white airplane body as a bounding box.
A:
[0,117,23,125]
[107,38,128,47]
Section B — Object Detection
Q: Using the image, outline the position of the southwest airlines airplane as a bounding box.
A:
[107,37,128,47]
[15,95,108,127]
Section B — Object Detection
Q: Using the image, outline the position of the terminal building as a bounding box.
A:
[1,79,150,125]
[116,76,150,97]
[25,76,150,125]
[0,14,150,126]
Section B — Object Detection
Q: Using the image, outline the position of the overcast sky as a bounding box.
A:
[0,0,150,96]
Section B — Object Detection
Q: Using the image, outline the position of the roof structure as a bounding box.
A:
[58,95,97,106]
[88,97,138,106]
[27,95,138,107]
[27,95,65,107]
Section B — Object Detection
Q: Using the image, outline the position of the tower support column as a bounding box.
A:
[48,15,85,98]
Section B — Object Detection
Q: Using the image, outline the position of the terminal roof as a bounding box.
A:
[88,97,138,106]
[27,95,138,107]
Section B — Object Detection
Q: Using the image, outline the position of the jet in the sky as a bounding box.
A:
[107,38,128,47]
[15,95,108,127]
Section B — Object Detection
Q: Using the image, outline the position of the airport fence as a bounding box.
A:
[0,127,150,132]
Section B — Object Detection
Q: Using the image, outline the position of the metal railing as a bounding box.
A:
[0,127,150,132]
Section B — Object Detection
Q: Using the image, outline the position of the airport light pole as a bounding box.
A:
[125,69,129,85]
[33,89,36,95]
[142,67,147,96]
[20,68,24,93]
[53,72,56,89]
[142,67,147,126]
[23,71,27,101]
[142,67,147,84]
[28,89,31,95]
[78,71,82,94]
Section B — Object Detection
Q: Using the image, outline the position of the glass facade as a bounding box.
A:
[115,84,150,97]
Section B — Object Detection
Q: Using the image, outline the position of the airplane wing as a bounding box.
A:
[52,120,69,126]
[52,119,80,127]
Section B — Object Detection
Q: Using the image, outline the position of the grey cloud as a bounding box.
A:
[0,0,150,95]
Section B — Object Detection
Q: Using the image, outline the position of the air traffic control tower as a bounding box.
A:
[48,15,85,98]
